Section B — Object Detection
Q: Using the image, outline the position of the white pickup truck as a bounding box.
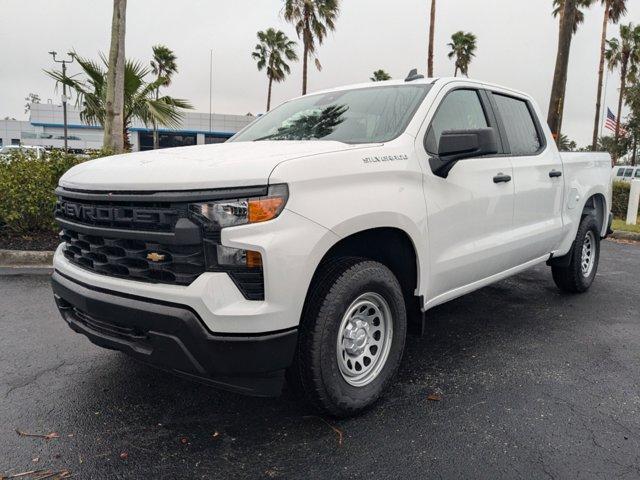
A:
[51,73,612,416]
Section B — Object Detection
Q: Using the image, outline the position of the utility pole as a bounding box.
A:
[49,51,74,153]
[209,49,213,134]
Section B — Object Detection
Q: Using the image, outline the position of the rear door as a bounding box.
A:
[488,90,564,261]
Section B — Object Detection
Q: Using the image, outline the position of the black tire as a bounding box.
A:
[552,215,601,293]
[287,257,407,417]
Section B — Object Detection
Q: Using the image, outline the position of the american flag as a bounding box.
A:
[605,108,627,135]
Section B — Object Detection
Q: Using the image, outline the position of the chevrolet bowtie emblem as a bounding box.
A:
[147,252,166,262]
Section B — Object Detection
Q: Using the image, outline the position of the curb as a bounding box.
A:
[609,230,640,242]
[0,249,55,267]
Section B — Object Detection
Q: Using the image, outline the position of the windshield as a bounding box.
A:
[231,84,431,144]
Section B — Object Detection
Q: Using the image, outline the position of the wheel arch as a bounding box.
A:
[303,226,426,333]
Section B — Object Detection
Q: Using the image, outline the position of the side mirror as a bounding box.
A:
[429,128,499,178]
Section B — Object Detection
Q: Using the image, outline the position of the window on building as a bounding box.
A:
[492,94,542,156]
[11,139,20,145]
[138,131,197,150]
[425,89,488,154]
[205,134,230,144]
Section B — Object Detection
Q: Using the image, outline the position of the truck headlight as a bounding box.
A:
[189,184,288,229]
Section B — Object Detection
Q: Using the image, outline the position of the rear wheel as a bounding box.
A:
[552,215,601,293]
[288,258,407,417]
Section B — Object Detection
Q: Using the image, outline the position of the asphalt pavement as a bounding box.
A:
[1,239,639,479]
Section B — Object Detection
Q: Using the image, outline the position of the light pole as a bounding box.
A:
[209,49,213,134]
[49,51,75,153]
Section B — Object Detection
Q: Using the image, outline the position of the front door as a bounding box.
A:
[415,86,516,304]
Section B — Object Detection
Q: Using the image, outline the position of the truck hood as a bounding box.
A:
[60,141,362,191]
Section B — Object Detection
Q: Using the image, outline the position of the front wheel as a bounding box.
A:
[552,215,601,293]
[288,258,407,417]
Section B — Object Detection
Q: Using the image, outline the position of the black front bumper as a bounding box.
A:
[51,271,297,397]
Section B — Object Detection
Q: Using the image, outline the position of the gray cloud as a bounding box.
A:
[0,0,638,146]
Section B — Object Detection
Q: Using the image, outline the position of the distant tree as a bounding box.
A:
[606,23,640,145]
[284,0,340,95]
[548,0,594,143]
[624,82,640,164]
[447,31,477,77]
[598,134,630,162]
[104,0,127,153]
[427,0,436,77]
[47,54,192,151]
[252,28,298,111]
[24,93,41,114]
[150,45,178,149]
[370,69,391,82]
[592,0,627,150]
[558,133,578,151]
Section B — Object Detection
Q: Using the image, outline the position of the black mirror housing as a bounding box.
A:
[429,128,499,178]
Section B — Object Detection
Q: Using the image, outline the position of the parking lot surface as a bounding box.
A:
[1,240,639,479]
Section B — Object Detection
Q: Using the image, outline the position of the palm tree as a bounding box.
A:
[592,0,627,150]
[370,69,391,82]
[606,23,640,143]
[427,0,436,77]
[558,133,578,151]
[283,0,340,95]
[447,31,477,77]
[252,28,298,111]
[150,45,178,149]
[548,0,594,142]
[47,54,192,151]
[552,0,594,33]
[104,0,127,153]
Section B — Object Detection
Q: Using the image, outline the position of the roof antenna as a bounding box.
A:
[405,68,424,82]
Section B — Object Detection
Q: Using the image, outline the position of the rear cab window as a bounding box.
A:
[492,93,543,156]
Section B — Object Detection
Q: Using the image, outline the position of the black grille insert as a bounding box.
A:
[61,229,205,286]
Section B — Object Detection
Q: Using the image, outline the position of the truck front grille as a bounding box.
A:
[61,229,205,286]
[55,187,267,299]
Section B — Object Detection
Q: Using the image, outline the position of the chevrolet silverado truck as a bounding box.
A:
[51,73,613,417]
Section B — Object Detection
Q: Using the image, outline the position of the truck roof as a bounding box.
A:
[304,77,533,103]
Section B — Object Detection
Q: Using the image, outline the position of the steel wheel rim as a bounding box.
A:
[336,292,393,387]
[581,230,596,277]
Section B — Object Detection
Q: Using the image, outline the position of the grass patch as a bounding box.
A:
[612,218,640,234]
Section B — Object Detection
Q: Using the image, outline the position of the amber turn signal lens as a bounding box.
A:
[248,197,285,223]
[246,250,262,268]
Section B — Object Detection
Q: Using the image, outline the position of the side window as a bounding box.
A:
[425,89,488,154]
[635,169,640,178]
[616,168,625,177]
[624,168,633,177]
[492,94,542,155]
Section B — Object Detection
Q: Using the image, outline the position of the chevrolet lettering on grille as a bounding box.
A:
[57,200,176,227]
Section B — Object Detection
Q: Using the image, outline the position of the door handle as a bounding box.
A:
[493,173,512,183]
[549,170,562,178]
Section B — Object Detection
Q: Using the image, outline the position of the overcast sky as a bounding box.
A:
[1,0,639,146]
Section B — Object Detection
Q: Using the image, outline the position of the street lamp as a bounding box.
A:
[49,51,75,153]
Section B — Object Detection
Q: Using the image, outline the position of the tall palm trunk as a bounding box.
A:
[302,9,310,95]
[454,64,458,77]
[152,87,160,149]
[615,55,629,140]
[267,76,274,111]
[592,2,610,150]
[104,0,126,153]
[548,0,577,143]
[427,0,436,77]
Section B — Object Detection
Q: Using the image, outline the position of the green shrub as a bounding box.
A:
[0,151,86,234]
[611,180,640,219]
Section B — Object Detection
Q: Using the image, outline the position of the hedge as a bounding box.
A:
[612,180,640,219]
[0,151,86,234]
